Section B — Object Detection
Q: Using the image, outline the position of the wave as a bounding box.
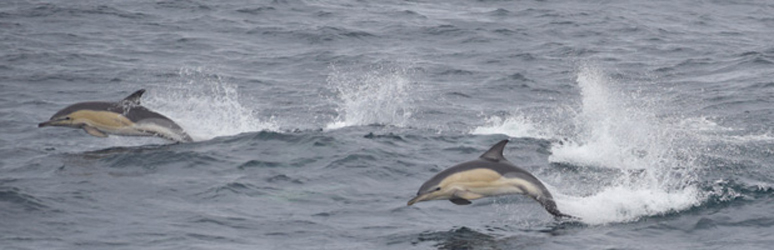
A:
[0,186,48,212]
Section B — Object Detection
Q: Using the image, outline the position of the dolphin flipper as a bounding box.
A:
[450,198,471,205]
[449,190,481,205]
[83,126,108,138]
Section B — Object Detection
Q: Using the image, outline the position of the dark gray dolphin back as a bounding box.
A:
[114,89,178,125]
[50,90,177,126]
[117,90,192,142]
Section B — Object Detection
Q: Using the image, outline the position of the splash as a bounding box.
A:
[475,65,714,224]
[325,63,415,130]
[144,67,278,141]
[551,67,663,169]
[552,65,708,224]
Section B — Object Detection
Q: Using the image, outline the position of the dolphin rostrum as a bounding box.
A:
[38,89,193,142]
[408,139,573,218]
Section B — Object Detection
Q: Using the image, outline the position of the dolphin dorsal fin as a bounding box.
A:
[479,139,509,162]
[121,89,146,106]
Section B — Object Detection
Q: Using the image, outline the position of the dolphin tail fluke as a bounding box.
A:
[553,212,579,220]
[534,195,578,219]
[179,132,194,142]
[546,207,578,220]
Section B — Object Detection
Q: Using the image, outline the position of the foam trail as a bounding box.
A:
[145,67,278,141]
[325,63,414,130]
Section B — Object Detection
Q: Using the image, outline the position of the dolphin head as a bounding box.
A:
[38,116,73,128]
[38,109,79,128]
[407,176,453,205]
[38,101,113,129]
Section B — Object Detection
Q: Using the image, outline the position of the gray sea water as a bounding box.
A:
[2,0,774,249]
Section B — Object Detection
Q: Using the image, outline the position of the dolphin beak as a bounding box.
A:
[407,194,425,206]
[38,120,52,127]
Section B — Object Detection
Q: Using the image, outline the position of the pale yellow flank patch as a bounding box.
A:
[439,168,501,188]
[68,110,145,135]
[440,168,541,199]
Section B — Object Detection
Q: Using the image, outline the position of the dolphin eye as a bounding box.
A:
[434,187,441,191]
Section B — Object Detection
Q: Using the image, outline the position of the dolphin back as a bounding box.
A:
[125,107,193,142]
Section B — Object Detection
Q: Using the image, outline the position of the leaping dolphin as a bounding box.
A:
[407,139,573,218]
[38,89,193,142]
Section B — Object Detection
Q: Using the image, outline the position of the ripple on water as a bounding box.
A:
[0,186,49,212]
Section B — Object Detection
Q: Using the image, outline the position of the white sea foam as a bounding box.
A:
[551,65,708,224]
[474,65,718,224]
[555,186,701,224]
[722,132,774,143]
[470,115,551,139]
[324,63,415,130]
[144,67,278,141]
[551,65,710,224]
[676,116,734,133]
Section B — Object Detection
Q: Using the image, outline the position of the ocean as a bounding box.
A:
[1,0,773,249]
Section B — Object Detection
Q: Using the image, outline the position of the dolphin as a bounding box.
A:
[407,139,573,218]
[38,89,193,142]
